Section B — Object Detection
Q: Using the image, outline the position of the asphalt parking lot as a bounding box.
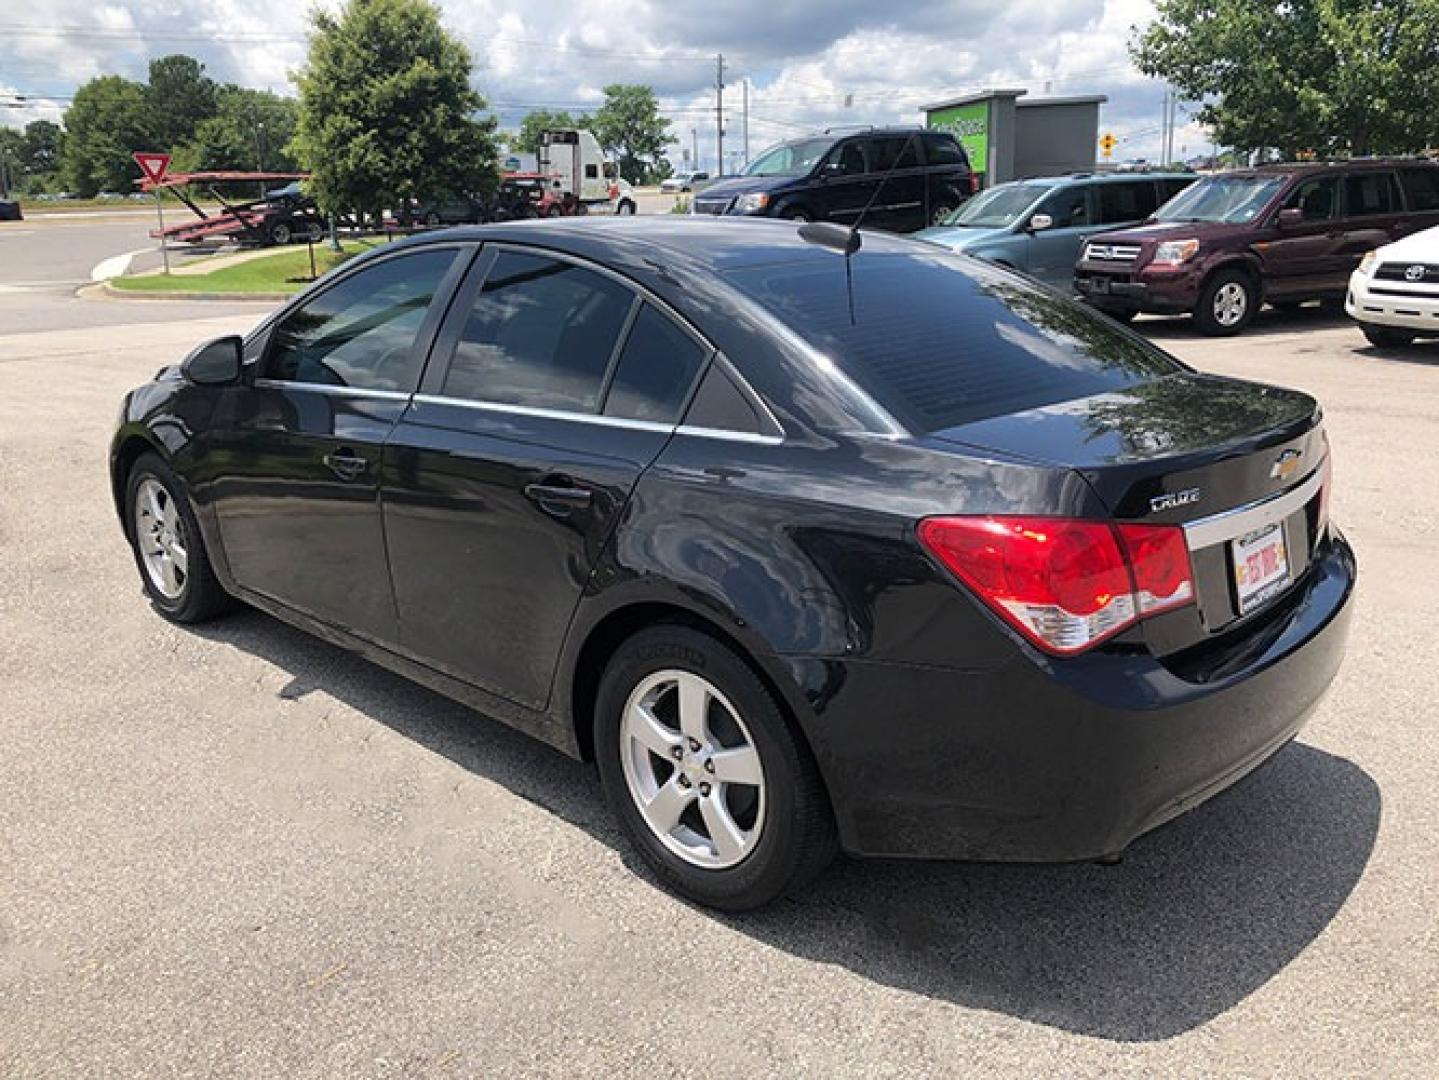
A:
[2,221,1437,1075]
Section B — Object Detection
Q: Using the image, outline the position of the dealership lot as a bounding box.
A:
[2,223,1438,1075]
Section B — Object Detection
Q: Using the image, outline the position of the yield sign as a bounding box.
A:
[132,151,171,186]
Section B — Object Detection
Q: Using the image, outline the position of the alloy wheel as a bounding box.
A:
[133,476,188,600]
[619,669,766,869]
[1213,281,1248,327]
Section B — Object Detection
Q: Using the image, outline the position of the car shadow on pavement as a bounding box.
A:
[1353,343,1439,366]
[196,609,1381,1045]
[1137,304,1353,341]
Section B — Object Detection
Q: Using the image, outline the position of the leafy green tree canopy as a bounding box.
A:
[591,84,673,184]
[513,109,590,155]
[1133,0,1439,157]
[60,75,152,196]
[21,120,64,175]
[174,87,300,173]
[291,0,500,217]
[145,54,220,151]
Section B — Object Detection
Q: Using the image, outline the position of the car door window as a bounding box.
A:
[1097,180,1160,225]
[1284,176,1339,221]
[602,304,711,423]
[265,249,459,391]
[1036,185,1090,228]
[442,251,635,413]
[920,133,966,167]
[830,141,867,176]
[1400,168,1439,211]
[868,136,920,173]
[1343,172,1400,217]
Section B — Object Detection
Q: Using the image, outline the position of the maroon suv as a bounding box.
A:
[1075,160,1439,335]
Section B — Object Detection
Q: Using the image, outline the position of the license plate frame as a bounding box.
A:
[1231,522,1291,616]
[1086,276,1111,295]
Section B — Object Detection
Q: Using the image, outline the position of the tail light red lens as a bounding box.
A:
[916,515,1196,656]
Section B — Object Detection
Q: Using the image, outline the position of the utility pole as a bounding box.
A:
[742,77,750,168]
[715,53,725,177]
[691,127,699,171]
[1161,87,1172,165]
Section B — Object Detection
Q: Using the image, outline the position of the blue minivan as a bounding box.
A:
[916,171,1196,289]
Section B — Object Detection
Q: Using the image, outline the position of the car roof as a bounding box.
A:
[385,216,930,272]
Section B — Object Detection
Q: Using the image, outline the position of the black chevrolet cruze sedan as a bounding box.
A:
[111,217,1355,910]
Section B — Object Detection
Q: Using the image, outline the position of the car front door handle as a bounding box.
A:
[524,479,593,517]
[323,448,369,481]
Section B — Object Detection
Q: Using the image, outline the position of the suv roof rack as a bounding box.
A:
[822,125,875,135]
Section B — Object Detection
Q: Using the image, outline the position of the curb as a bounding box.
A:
[88,282,290,304]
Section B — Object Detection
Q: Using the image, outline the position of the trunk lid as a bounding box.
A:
[931,372,1329,654]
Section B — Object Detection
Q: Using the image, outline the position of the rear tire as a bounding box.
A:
[1361,324,1416,348]
[1194,269,1257,336]
[125,453,233,624]
[594,625,837,911]
[617,199,636,216]
[780,207,812,223]
[268,221,292,246]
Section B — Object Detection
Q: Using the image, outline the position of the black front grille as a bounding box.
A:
[692,198,731,216]
[1375,261,1439,283]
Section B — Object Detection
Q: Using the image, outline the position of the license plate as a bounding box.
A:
[1085,277,1111,295]
[1232,522,1290,615]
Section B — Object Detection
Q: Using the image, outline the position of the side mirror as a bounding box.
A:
[820,161,844,178]
[1277,207,1305,229]
[181,335,243,386]
[1029,213,1054,232]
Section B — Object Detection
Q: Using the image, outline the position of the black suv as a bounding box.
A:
[692,128,975,232]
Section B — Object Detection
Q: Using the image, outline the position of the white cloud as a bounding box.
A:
[0,0,1200,164]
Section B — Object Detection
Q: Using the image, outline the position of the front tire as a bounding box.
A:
[617,199,636,216]
[268,221,292,246]
[595,625,837,910]
[125,453,232,623]
[1194,269,1257,336]
[780,207,812,223]
[1361,324,1416,348]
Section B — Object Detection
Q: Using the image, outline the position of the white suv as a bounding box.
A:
[1347,224,1439,347]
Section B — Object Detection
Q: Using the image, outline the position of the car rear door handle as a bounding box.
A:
[524,478,593,517]
[322,448,369,481]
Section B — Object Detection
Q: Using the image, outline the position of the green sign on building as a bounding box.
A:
[926,101,989,178]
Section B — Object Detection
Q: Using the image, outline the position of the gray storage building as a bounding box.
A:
[921,89,1108,186]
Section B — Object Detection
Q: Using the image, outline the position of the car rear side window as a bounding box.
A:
[1097,181,1160,224]
[603,304,710,423]
[726,252,1180,434]
[869,136,920,171]
[1344,172,1400,216]
[1400,167,1439,211]
[442,251,635,413]
[920,134,966,167]
[265,249,458,391]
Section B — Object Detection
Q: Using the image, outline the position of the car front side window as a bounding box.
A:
[264,249,460,392]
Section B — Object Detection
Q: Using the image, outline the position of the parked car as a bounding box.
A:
[257,182,325,246]
[0,198,22,221]
[1075,159,1439,334]
[396,194,487,228]
[916,172,1196,289]
[661,171,710,194]
[111,217,1354,910]
[691,127,975,232]
[1346,223,1439,347]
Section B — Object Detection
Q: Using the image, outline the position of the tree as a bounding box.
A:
[591,84,674,184]
[291,0,500,220]
[21,120,64,176]
[145,54,219,151]
[513,109,590,155]
[1133,1,1439,157]
[175,87,300,173]
[0,128,24,197]
[60,75,152,196]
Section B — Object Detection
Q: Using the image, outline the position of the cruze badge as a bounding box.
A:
[1150,488,1202,513]
[1270,448,1303,481]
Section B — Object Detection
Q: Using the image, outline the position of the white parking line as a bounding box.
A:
[90,248,151,282]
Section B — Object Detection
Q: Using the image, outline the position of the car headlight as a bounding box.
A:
[734,193,770,214]
[1151,238,1200,266]
[1357,250,1377,276]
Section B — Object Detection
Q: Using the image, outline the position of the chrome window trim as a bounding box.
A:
[1183,463,1325,551]
[410,393,674,433]
[252,378,414,401]
[674,425,784,446]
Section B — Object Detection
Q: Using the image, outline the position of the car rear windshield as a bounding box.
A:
[1154,175,1284,223]
[943,182,1052,227]
[725,250,1182,434]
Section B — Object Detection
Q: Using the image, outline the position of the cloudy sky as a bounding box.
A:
[0,0,1213,167]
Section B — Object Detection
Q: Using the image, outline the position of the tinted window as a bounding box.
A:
[1097,180,1160,224]
[726,251,1179,434]
[869,136,920,172]
[1400,167,1439,211]
[830,141,868,176]
[442,252,635,412]
[1344,172,1399,216]
[921,134,967,167]
[1158,178,1194,202]
[1036,185,1090,228]
[265,249,457,390]
[585,163,599,179]
[1284,176,1340,221]
[603,304,709,423]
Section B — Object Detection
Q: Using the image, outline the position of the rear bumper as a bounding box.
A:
[1347,272,1439,332]
[783,529,1356,861]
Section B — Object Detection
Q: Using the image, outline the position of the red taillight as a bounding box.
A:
[916,515,1195,656]
[969,174,981,195]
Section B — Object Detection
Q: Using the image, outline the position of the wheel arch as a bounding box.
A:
[110,430,166,529]
[1205,255,1266,303]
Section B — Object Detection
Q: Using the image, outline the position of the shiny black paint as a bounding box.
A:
[111,218,1356,861]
